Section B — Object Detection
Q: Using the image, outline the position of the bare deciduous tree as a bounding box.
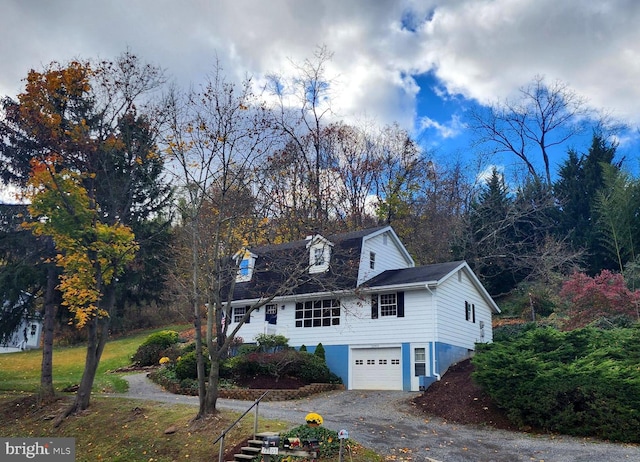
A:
[165,65,276,416]
[263,45,337,234]
[469,76,591,185]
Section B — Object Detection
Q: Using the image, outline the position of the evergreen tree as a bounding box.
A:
[464,169,579,296]
[594,166,640,273]
[554,135,619,274]
[0,205,43,344]
[466,168,516,295]
[0,53,170,418]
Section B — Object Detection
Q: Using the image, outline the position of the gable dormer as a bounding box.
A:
[357,227,414,285]
[306,234,334,274]
[234,248,257,282]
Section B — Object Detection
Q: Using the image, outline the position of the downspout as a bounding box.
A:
[426,284,441,381]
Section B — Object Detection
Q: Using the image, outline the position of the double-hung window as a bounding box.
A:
[233,306,250,323]
[307,236,333,273]
[314,248,325,265]
[371,292,405,319]
[415,348,426,376]
[380,293,397,316]
[265,304,278,325]
[465,301,476,323]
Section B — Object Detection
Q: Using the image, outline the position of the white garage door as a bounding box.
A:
[351,347,402,390]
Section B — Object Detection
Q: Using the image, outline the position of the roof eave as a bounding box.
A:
[231,288,358,306]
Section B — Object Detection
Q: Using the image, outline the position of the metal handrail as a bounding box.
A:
[214,390,270,461]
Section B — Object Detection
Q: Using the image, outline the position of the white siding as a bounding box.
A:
[434,269,494,349]
[230,269,494,351]
[0,318,42,352]
[231,290,437,348]
[228,266,496,391]
[357,230,413,285]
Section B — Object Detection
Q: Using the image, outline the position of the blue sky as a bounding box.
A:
[1,0,639,201]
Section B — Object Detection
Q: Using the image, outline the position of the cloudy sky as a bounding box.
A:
[1,0,639,198]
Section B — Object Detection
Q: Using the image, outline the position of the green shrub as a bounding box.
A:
[473,326,640,442]
[143,330,180,348]
[131,330,180,366]
[299,344,307,352]
[232,352,269,378]
[229,350,336,384]
[236,343,259,356]
[175,350,210,381]
[179,378,199,395]
[219,356,237,380]
[294,354,332,383]
[255,333,289,352]
[313,343,325,361]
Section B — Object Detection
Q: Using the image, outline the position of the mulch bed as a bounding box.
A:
[411,358,518,431]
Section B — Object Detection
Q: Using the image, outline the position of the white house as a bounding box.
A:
[228,226,500,391]
[0,293,43,354]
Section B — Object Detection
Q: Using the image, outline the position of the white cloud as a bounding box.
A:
[419,114,465,139]
[415,0,640,126]
[1,0,639,140]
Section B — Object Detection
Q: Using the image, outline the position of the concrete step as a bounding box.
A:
[240,446,261,455]
[232,454,257,461]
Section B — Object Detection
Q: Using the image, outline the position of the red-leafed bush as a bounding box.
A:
[559,270,640,330]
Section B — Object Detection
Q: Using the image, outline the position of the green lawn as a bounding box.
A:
[0,324,190,393]
[0,324,384,461]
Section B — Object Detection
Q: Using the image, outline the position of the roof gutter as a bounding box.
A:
[356,281,439,293]
[229,288,356,306]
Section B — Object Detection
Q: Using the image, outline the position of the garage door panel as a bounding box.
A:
[352,347,402,390]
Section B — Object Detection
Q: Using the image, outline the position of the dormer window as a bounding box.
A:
[306,234,333,274]
[314,248,325,265]
[234,249,257,282]
[239,259,250,277]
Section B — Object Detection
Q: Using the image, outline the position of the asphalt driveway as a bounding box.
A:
[118,373,639,462]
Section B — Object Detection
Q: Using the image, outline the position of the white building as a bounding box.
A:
[228,226,500,391]
[1,293,42,353]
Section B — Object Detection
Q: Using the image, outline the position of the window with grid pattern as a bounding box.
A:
[415,347,426,376]
[233,306,246,323]
[380,293,397,316]
[295,299,340,327]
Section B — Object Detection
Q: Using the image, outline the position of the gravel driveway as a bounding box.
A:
[118,373,639,462]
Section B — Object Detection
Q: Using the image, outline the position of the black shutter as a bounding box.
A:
[245,305,251,323]
[465,301,469,321]
[397,291,405,318]
[371,295,378,319]
[472,303,476,323]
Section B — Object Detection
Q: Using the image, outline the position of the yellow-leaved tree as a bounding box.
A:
[26,159,137,421]
[2,53,166,421]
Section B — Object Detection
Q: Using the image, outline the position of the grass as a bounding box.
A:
[0,325,384,462]
[0,393,288,462]
[0,325,188,394]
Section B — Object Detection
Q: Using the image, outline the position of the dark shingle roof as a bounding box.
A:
[231,226,389,301]
[363,261,465,288]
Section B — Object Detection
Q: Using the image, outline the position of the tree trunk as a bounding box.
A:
[75,317,101,410]
[204,355,220,414]
[54,286,114,426]
[39,261,57,401]
[193,309,207,417]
